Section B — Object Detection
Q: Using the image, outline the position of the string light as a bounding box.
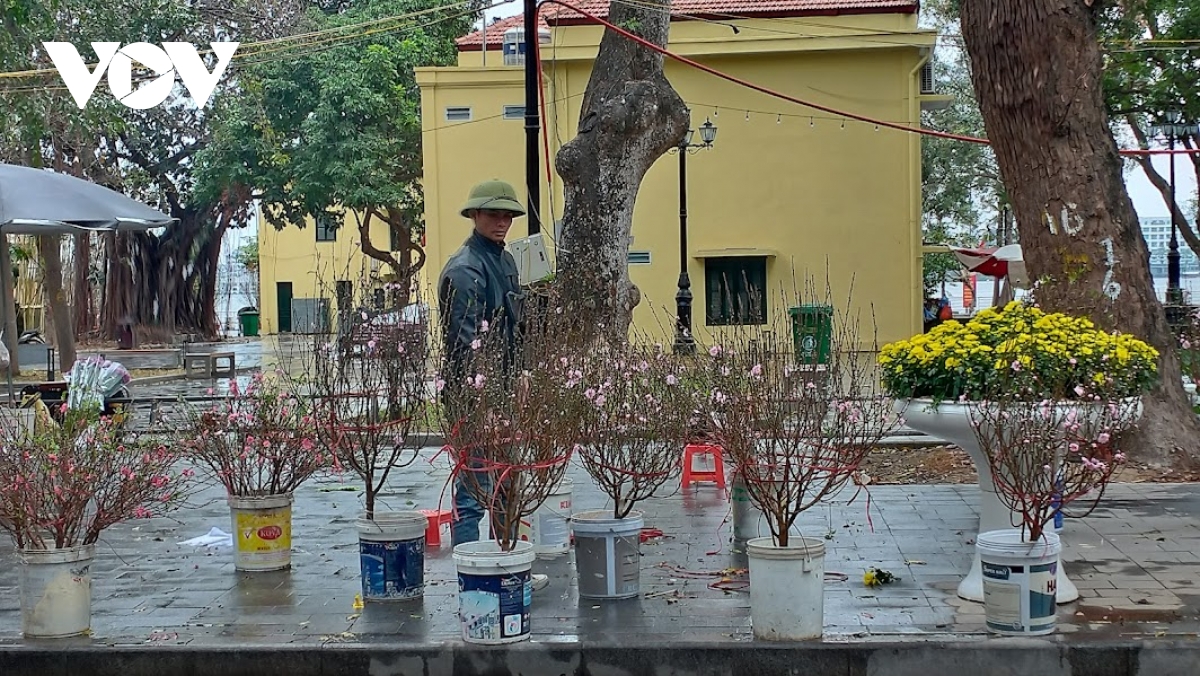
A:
[809,117,814,127]
[745,110,750,121]
[777,113,782,124]
[840,119,845,129]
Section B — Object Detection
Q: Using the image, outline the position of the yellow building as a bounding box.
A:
[257,208,395,334]
[417,0,941,348]
[262,0,942,347]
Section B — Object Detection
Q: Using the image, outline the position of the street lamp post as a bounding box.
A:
[1150,112,1193,306]
[671,116,718,354]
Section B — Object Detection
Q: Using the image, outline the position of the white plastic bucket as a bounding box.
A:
[571,509,643,600]
[358,511,427,601]
[0,407,36,440]
[977,530,1061,635]
[19,545,94,638]
[528,478,572,559]
[229,493,293,571]
[453,540,536,644]
[746,536,826,641]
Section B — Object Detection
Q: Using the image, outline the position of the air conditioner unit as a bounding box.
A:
[919,62,935,95]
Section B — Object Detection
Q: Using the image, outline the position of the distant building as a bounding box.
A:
[1141,216,1200,278]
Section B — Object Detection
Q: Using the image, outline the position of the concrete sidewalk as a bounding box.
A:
[1,450,1199,675]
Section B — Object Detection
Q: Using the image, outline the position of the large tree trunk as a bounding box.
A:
[38,235,76,373]
[1,235,20,373]
[554,0,689,345]
[961,0,1200,466]
[73,232,92,338]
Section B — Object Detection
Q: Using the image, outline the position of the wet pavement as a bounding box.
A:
[1,445,1198,649]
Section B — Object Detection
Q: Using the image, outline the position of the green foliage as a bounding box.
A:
[234,238,260,272]
[918,1,1006,295]
[195,0,481,239]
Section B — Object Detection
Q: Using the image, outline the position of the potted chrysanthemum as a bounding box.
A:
[880,301,1158,604]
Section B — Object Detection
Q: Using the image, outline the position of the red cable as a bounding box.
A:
[532,0,1200,158]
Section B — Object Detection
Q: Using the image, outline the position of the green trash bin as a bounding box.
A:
[788,304,833,365]
[238,307,260,337]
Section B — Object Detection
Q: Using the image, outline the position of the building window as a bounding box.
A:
[315,213,338,242]
[628,251,651,265]
[445,106,472,122]
[705,256,768,326]
[503,105,525,120]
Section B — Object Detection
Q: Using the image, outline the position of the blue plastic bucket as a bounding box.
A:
[357,511,427,601]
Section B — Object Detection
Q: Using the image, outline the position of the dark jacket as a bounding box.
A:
[438,231,523,391]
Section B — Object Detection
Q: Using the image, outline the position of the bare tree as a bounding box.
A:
[959,0,1200,465]
[554,0,689,344]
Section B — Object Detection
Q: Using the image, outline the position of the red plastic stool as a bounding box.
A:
[419,509,453,547]
[682,444,726,490]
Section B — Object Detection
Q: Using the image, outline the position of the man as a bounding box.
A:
[438,179,548,590]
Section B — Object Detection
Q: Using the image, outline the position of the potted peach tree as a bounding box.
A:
[0,406,192,637]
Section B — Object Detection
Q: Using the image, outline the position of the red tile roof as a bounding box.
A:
[457,0,917,50]
[457,15,550,50]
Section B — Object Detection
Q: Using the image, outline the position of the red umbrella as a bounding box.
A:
[950,244,1024,279]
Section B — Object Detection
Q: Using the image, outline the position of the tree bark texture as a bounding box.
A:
[38,235,76,372]
[555,0,689,345]
[961,0,1199,465]
[1,234,19,373]
[100,216,223,342]
[73,232,92,337]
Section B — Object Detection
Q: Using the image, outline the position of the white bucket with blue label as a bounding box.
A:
[357,511,427,601]
[453,540,536,644]
[977,530,1062,636]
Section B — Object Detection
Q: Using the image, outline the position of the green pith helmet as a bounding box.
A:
[460,179,526,218]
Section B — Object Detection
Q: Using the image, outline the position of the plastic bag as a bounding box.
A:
[64,356,131,410]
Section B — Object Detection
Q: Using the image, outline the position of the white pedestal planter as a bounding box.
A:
[746,536,826,640]
[19,545,94,638]
[895,399,1079,604]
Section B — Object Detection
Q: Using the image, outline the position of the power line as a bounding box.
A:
[0,0,498,81]
[0,1,502,96]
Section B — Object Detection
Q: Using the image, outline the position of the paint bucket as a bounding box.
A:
[358,511,427,601]
[571,509,643,600]
[228,493,293,571]
[529,478,573,559]
[977,530,1062,635]
[453,540,536,644]
[19,545,94,638]
[731,476,765,543]
[746,536,826,641]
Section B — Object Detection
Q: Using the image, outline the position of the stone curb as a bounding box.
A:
[0,640,1195,676]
